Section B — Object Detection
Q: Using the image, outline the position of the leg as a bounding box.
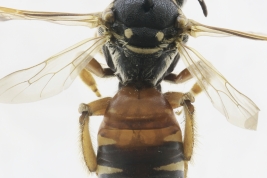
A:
[181,94,195,178]
[84,58,114,78]
[163,91,195,178]
[80,69,101,97]
[79,97,112,172]
[80,58,115,97]
[164,68,193,84]
[164,67,203,99]
[163,82,200,109]
[190,82,202,96]
[163,91,184,109]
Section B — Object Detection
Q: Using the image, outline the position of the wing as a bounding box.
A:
[188,19,267,40]
[0,35,109,103]
[177,43,259,130]
[0,6,102,27]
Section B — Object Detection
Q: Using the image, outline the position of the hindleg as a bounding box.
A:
[163,91,195,178]
[78,97,112,172]
[180,94,195,178]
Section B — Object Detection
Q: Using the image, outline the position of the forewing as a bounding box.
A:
[177,43,259,130]
[188,19,267,40]
[0,6,102,27]
[0,35,109,103]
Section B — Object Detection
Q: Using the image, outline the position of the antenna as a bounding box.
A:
[198,0,208,17]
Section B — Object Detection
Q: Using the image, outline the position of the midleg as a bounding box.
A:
[164,68,193,84]
[164,68,203,97]
[190,82,202,96]
[80,58,115,97]
[84,58,114,78]
[80,68,101,97]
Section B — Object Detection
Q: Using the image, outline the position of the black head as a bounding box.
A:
[101,0,182,87]
[108,0,180,48]
[113,0,179,29]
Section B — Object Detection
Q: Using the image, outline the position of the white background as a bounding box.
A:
[0,0,267,178]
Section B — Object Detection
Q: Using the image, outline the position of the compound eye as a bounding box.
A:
[124,28,133,39]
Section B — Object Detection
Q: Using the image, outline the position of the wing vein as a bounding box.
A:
[177,42,259,130]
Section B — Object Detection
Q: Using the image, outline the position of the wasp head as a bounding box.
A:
[101,0,190,87]
[102,0,185,48]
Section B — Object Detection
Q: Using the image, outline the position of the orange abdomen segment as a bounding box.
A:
[96,86,184,178]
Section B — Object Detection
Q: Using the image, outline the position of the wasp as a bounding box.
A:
[0,0,266,177]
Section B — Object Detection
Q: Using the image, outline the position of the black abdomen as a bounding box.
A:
[97,142,184,178]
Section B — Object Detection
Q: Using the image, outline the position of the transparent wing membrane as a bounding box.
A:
[177,43,259,130]
[177,19,267,130]
[188,19,267,40]
[0,35,108,103]
[0,6,102,27]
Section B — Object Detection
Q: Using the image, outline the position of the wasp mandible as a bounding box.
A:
[0,0,266,177]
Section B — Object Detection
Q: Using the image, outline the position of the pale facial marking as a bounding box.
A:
[124,28,133,39]
[125,45,162,54]
[156,31,164,41]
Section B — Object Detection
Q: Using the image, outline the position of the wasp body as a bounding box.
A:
[0,0,267,178]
